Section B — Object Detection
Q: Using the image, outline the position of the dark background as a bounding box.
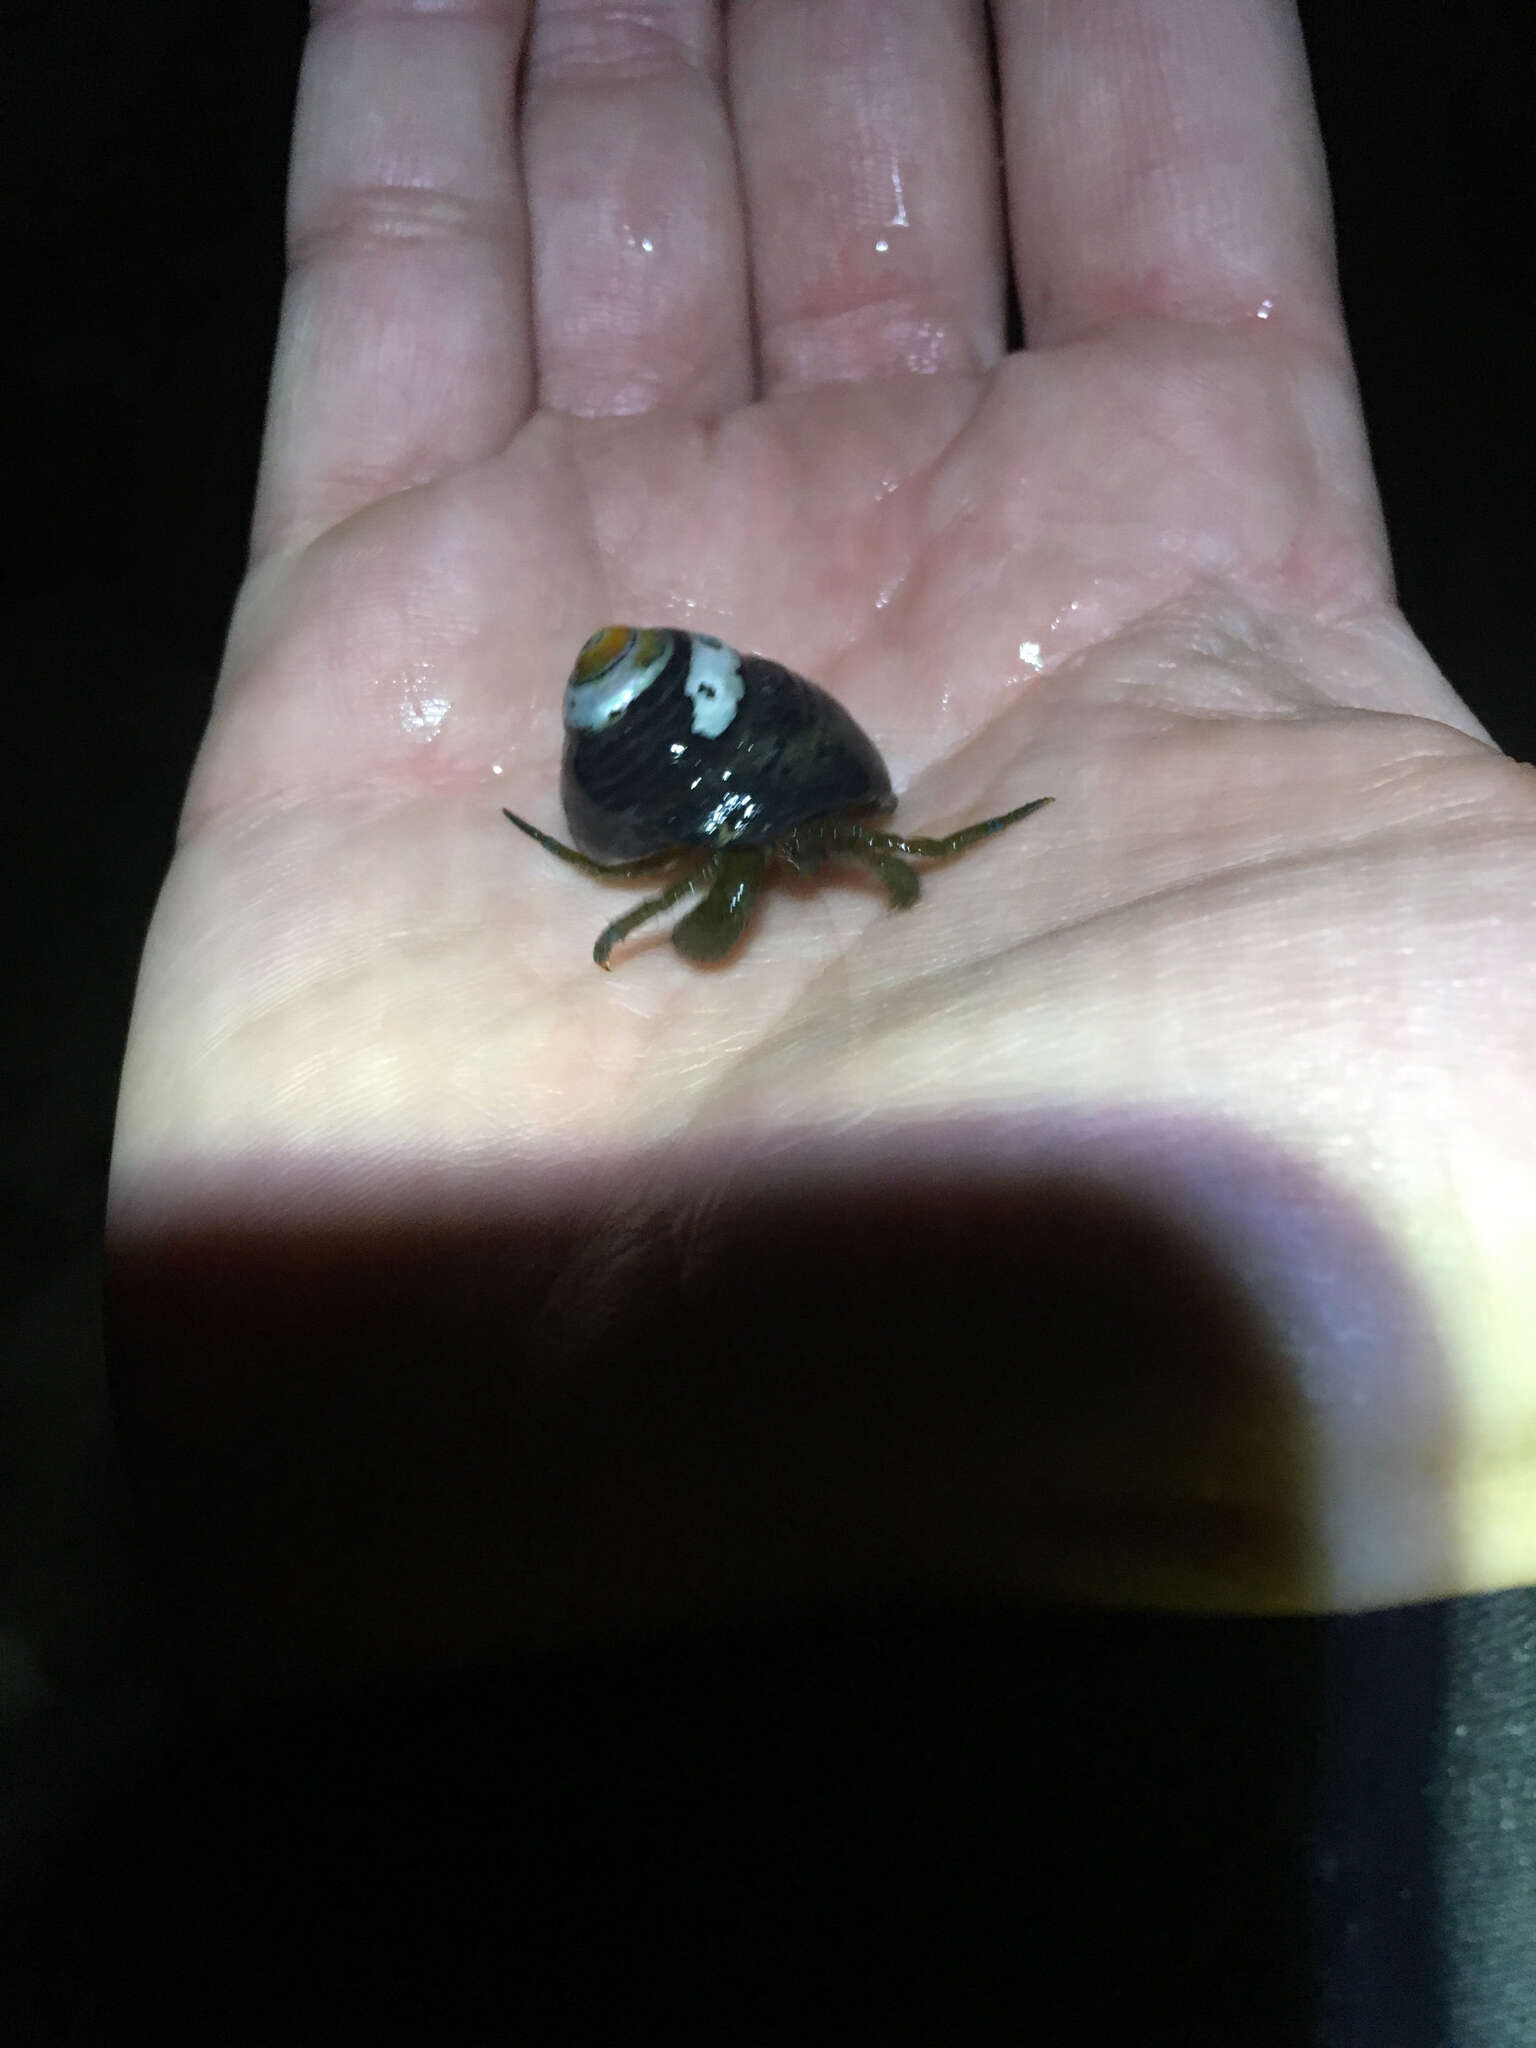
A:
[3,4,1532,2041]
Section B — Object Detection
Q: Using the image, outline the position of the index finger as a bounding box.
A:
[996,0,1345,352]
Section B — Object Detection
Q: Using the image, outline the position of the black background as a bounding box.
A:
[3,5,1532,2041]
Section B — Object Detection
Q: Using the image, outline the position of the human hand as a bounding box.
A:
[109,0,1536,1681]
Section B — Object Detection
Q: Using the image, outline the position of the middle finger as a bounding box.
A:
[730,0,1006,393]
[524,0,753,418]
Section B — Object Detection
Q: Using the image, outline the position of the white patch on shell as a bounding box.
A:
[563,634,672,732]
[682,634,744,739]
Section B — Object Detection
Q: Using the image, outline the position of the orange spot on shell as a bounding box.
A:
[574,625,634,682]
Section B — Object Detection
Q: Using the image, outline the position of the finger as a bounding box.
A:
[729,0,1005,392]
[254,0,534,557]
[994,0,1344,351]
[523,1,751,418]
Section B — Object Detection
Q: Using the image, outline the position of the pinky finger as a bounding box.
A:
[253,1,534,558]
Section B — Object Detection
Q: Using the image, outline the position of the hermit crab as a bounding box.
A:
[503,626,1052,969]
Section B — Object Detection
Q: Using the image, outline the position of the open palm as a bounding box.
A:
[111,2,1536,1676]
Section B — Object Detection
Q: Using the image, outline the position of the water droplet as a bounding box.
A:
[398,682,451,741]
[887,162,910,230]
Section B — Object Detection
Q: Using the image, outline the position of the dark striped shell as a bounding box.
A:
[558,626,894,863]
